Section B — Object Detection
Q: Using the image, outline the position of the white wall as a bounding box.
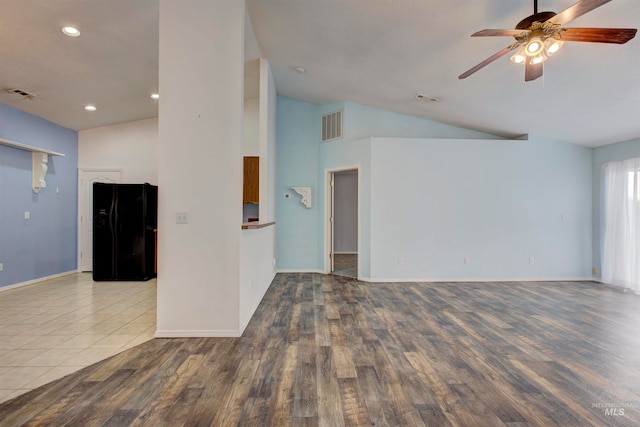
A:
[243,97,259,156]
[260,58,277,222]
[238,59,277,330]
[78,118,158,184]
[156,0,244,337]
[239,226,275,330]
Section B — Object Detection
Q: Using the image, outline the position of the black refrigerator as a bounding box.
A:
[93,183,158,281]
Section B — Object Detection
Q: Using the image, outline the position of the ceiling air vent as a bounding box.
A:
[7,88,36,100]
[321,109,343,142]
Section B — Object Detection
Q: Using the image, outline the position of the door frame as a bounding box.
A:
[77,168,123,272]
[324,165,360,277]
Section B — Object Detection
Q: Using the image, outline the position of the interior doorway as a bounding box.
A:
[78,169,122,271]
[328,168,358,278]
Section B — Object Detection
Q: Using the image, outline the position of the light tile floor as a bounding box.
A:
[0,273,156,403]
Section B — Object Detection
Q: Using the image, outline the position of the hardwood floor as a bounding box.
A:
[1,273,639,426]
[333,254,357,278]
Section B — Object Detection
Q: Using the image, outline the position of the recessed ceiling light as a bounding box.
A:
[150,93,160,100]
[84,104,97,112]
[61,26,81,37]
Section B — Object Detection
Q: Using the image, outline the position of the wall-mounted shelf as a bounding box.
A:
[0,137,65,157]
[0,137,65,193]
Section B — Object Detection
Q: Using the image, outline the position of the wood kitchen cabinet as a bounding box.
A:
[243,156,259,204]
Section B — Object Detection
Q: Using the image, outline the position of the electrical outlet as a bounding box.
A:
[398,257,405,265]
[464,257,470,264]
[272,258,276,266]
[529,256,535,265]
[24,211,30,220]
[0,263,3,272]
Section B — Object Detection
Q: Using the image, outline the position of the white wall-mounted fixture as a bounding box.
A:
[290,186,312,208]
[0,138,65,193]
[32,152,48,193]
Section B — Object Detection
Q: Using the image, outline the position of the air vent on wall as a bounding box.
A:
[321,109,343,142]
[7,88,36,100]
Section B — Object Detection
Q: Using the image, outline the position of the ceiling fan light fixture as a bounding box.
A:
[530,52,547,65]
[525,37,544,56]
[510,47,526,64]
[545,38,564,55]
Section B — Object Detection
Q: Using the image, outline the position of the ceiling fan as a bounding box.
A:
[459,0,637,81]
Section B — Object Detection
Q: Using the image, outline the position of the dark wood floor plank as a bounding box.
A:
[338,377,370,426]
[316,345,345,427]
[268,342,297,426]
[1,274,640,426]
[292,334,318,418]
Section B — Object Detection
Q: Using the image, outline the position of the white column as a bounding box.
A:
[156,0,244,336]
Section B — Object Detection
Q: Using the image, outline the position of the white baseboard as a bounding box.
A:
[276,269,325,274]
[154,329,241,338]
[0,270,79,292]
[363,276,596,283]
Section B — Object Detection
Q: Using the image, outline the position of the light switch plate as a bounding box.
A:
[176,212,189,224]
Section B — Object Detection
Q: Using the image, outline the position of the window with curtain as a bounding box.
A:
[601,156,640,292]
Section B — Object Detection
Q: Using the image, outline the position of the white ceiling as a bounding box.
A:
[1,0,638,147]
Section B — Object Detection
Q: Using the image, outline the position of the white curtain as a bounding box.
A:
[601,156,640,292]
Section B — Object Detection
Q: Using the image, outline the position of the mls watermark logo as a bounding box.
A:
[592,401,639,417]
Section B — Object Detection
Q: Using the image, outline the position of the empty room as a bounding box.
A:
[1,0,639,425]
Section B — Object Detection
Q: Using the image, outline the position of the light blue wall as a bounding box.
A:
[277,96,594,281]
[276,97,320,270]
[343,102,502,141]
[369,136,592,280]
[0,104,78,288]
[591,137,640,278]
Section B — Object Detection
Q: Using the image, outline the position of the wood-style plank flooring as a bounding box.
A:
[1,273,639,426]
[332,254,357,278]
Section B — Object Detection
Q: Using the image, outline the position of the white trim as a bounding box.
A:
[362,276,596,283]
[154,329,241,338]
[276,269,325,274]
[333,251,358,255]
[0,270,78,292]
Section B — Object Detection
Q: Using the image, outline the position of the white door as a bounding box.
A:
[79,169,122,271]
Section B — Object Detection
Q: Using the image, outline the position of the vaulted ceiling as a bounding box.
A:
[1,0,638,147]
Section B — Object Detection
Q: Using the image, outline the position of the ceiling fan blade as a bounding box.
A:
[561,27,637,43]
[471,29,526,37]
[525,60,543,82]
[547,0,612,26]
[459,44,520,79]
